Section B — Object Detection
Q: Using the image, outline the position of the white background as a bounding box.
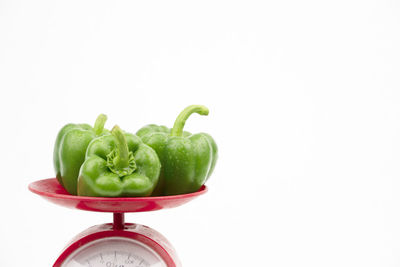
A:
[1,0,400,266]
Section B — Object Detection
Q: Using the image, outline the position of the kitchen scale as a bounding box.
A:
[29,178,207,267]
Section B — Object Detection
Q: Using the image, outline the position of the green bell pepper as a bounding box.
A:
[53,114,108,195]
[136,105,218,196]
[77,125,161,197]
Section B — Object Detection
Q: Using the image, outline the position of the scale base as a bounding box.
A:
[54,221,181,267]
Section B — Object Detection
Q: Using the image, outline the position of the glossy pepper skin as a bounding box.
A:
[77,125,161,197]
[53,114,108,195]
[136,105,218,196]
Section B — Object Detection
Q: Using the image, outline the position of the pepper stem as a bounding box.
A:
[111,125,130,169]
[170,105,209,137]
[93,114,107,136]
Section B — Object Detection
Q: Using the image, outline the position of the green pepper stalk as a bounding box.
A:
[106,126,137,177]
[77,125,161,197]
[170,105,209,137]
[136,105,218,196]
[53,114,109,195]
[94,114,108,135]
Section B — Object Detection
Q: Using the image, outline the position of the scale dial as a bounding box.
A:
[54,223,180,267]
[62,237,167,267]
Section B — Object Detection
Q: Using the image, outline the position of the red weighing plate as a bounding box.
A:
[29,178,207,213]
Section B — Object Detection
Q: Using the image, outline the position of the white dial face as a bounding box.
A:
[62,237,167,267]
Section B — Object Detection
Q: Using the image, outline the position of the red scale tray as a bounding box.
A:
[29,178,207,213]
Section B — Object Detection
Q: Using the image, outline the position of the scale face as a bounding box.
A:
[29,178,207,267]
[62,237,166,267]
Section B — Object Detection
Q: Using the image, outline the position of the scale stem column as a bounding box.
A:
[113,213,125,230]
